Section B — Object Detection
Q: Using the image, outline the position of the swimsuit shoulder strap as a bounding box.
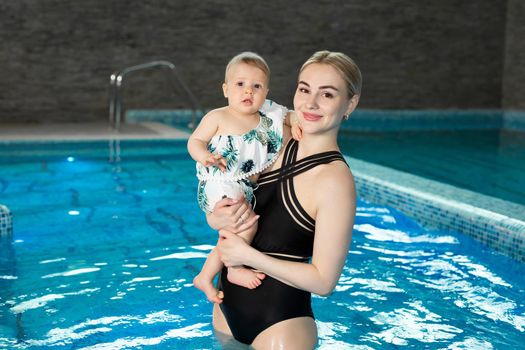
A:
[280,139,347,179]
[258,139,347,184]
[280,140,348,233]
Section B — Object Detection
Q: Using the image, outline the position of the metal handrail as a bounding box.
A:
[108,60,201,130]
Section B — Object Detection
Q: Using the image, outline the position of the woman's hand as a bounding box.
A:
[217,230,253,267]
[289,111,303,141]
[206,197,259,233]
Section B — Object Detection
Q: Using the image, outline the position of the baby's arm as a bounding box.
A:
[187,111,227,171]
[284,111,303,141]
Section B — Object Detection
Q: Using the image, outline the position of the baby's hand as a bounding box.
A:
[203,153,227,172]
[290,112,303,141]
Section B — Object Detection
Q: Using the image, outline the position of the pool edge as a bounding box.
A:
[348,156,525,263]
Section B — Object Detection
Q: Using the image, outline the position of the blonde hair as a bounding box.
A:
[225,51,270,83]
[300,50,362,98]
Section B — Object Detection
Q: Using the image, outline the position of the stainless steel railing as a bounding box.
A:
[108,60,201,130]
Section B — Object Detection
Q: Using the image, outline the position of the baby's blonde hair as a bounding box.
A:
[225,52,270,83]
[300,50,362,98]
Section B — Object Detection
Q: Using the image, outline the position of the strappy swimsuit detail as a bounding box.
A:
[218,139,347,344]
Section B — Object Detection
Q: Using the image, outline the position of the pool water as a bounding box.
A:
[1,140,524,349]
[338,129,525,206]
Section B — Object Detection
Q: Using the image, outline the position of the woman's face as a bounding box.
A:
[293,63,353,135]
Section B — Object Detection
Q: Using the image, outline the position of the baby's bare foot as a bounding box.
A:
[227,267,265,289]
[193,274,223,304]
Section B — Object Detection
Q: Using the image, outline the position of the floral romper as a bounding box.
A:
[196,100,287,213]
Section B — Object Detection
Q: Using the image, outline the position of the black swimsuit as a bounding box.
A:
[218,139,347,344]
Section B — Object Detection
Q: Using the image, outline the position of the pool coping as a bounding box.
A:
[0,122,190,141]
[348,156,525,262]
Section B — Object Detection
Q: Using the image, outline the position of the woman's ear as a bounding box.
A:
[222,82,228,98]
[345,95,360,116]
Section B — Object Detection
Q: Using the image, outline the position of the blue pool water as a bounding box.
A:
[338,129,525,206]
[1,140,524,349]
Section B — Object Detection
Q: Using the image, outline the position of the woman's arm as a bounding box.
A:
[218,164,356,296]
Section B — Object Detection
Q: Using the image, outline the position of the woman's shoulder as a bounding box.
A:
[315,160,355,197]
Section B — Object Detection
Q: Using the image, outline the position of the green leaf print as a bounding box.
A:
[243,130,258,144]
[221,136,239,171]
[197,182,209,211]
[267,129,283,154]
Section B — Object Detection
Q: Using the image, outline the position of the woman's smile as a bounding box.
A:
[302,112,322,121]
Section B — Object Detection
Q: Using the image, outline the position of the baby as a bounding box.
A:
[188,52,300,303]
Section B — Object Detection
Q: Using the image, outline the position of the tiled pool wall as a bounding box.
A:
[127,110,202,131]
[342,109,525,262]
[343,109,525,131]
[127,108,525,262]
[349,158,525,263]
[343,110,525,262]
[503,111,525,130]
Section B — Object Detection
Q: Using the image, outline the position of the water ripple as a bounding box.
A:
[41,268,100,279]
[76,323,212,350]
[369,300,463,346]
[10,288,99,314]
[407,258,525,332]
[355,224,458,244]
[150,252,207,260]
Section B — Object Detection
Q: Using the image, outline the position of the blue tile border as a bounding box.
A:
[127,109,205,130]
[343,109,504,131]
[503,111,525,130]
[347,157,525,263]
[0,204,13,237]
[128,108,525,132]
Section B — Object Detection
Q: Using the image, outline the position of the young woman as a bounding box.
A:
[208,50,362,349]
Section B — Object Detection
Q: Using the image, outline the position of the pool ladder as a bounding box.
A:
[108,60,202,130]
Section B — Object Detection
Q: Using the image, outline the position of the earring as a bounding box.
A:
[343,114,349,121]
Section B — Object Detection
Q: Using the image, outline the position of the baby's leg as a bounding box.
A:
[193,244,224,304]
[226,222,266,289]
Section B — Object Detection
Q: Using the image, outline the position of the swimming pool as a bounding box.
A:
[1,140,524,349]
[338,129,525,207]
[128,110,525,207]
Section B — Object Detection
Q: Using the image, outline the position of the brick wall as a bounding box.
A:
[0,0,516,122]
[503,0,525,110]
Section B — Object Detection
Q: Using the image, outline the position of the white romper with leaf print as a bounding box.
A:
[196,100,287,213]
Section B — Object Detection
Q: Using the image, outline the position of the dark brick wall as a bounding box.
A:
[0,1,512,122]
[503,0,525,110]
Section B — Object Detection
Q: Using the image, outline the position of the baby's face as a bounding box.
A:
[223,63,269,115]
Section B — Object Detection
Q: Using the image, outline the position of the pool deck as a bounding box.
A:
[1,121,524,262]
[0,121,190,141]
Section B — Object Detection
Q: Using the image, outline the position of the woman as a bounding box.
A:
[208,50,361,349]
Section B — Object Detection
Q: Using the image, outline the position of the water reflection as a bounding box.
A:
[0,228,19,341]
